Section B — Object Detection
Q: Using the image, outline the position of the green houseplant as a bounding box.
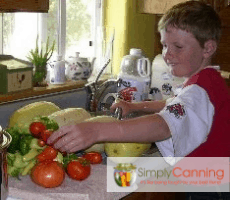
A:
[27,36,55,87]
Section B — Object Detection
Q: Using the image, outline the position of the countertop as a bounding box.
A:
[7,148,161,200]
[7,164,130,200]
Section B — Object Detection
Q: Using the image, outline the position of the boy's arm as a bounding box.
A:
[110,99,167,118]
[132,100,167,114]
[97,113,171,143]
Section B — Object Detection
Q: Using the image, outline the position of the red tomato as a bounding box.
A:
[29,122,46,138]
[67,158,91,181]
[30,160,65,188]
[82,152,103,164]
[37,139,46,147]
[41,129,53,143]
[37,146,58,162]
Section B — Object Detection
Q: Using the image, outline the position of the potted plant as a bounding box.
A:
[27,36,55,87]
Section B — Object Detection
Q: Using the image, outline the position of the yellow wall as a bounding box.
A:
[104,0,158,76]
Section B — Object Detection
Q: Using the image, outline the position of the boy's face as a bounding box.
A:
[160,26,208,78]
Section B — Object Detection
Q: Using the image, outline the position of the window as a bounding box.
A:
[0,0,103,70]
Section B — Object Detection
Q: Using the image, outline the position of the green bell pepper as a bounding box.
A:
[13,152,29,168]
[21,159,37,176]
[7,153,16,166]
[22,148,40,162]
[7,165,21,177]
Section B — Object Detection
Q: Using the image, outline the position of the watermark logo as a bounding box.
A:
[108,157,229,192]
[114,163,137,187]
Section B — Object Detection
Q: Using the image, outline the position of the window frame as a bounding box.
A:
[0,0,103,61]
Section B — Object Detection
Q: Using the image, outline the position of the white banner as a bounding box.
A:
[107,157,230,192]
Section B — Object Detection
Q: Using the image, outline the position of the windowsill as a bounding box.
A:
[87,73,117,82]
[0,80,86,104]
[0,72,114,105]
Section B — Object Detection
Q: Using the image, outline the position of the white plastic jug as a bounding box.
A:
[117,74,151,102]
[119,48,151,78]
[49,55,66,84]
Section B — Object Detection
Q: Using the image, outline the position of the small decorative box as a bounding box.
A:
[0,55,33,94]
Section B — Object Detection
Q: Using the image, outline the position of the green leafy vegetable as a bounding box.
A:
[6,126,22,154]
[40,116,59,131]
[63,154,78,168]
[19,134,34,156]
[33,116,59,131]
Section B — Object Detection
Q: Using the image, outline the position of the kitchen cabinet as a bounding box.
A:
[212,5,230,85]
[0,0,49,13]
[201,0,229,12]
[137,0,229,14]
[137,0,186,14]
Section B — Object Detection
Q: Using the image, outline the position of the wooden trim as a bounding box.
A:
[0,0,49,13]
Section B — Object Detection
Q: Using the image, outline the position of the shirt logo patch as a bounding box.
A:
[166,103,186,119]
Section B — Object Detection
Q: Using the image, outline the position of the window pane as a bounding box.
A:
[2,0,59,62]
[3,13,38,60]
[66,0,94,58]
[47,0,58,59]
[1,0,96,62]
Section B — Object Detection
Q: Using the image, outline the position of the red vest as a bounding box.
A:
[184,68,230,157]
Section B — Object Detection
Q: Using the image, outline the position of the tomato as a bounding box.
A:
[29,122,46,138]
[67,158,91,181]
[41,129,53,143]
[37,146,58,162]
[30,160,65,188]
[37,139,46,147]
[82,152,103,164]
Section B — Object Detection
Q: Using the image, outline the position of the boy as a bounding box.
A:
[48,1,229,158]
[48,2,230,198]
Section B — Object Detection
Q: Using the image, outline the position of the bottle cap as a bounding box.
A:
[75,52,80,58]
[130,48,142,56]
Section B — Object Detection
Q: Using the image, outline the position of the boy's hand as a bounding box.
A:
[110,100,135,118]
[47,123,98,153]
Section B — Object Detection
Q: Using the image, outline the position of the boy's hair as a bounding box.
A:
[158,1,222,48]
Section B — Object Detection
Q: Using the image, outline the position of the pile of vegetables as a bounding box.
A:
[6,101,151,189]
[6,116,60,178]
[7,111,103,188]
